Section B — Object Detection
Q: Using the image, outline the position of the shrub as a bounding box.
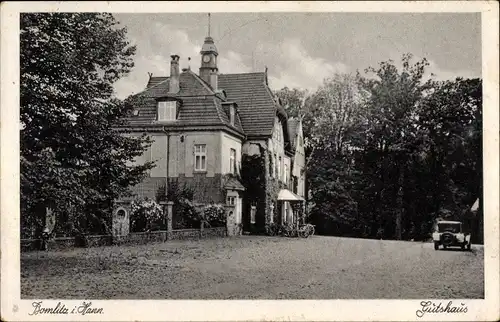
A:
[130,198,164,232]
[174,198,200,229]
[156,180,200,229]
[265,222,279,236]
[202,204,226,227]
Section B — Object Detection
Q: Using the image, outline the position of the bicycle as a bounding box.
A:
[265,223,278,236]
[282,224,297,237]
[298,223,315,238]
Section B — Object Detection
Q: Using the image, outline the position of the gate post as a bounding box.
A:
[112,200,131,245]
[160,201,173,241]
[225,204,236,236]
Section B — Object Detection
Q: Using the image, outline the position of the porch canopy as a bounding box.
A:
[470,198,479,212]
[277,189,304,202]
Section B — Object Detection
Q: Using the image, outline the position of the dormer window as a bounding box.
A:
[158,101,176,121]
[229,105,235,126]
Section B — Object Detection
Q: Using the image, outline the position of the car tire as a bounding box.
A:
[434,242,439,250]
[461,243,466,250]
[467,243,471,251]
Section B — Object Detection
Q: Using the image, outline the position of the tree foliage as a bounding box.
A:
[274,87,308,119]
[278,54,483,242]
[20,13,154,237]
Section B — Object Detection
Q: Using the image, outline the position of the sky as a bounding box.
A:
[113,13,481,99]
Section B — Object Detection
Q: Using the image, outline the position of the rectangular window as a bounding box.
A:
[250,205,256,224]
[229,105,235,125]
[194,144,207,171]
[227,196,236,206]
[158,101,176,121]
[229,148,236,174]
[283,202,288,224]
[284,164,288,184]
[274,154,278,178]
[278,156,282,180]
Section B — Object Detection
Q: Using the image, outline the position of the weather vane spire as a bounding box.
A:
[208,13,211,37]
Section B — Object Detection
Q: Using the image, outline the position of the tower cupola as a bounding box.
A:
[199,13,219,85]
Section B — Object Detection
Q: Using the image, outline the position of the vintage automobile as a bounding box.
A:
[432,220,471,251]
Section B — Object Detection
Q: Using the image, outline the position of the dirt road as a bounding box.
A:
[21,235,484,299]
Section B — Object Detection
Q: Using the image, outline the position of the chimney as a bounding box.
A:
[209,69,218,91]
[169,55,180,93]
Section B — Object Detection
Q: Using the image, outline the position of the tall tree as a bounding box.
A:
[278,56,482,242]
[418,78,482,240]
[358,54,433,239]
[20,13,154,237]
[274,87,308,119]
[304,74,366,234]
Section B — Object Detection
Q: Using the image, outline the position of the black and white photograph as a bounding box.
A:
[1,1,499,321]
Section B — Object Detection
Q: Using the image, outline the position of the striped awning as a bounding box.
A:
[277,189,304,201]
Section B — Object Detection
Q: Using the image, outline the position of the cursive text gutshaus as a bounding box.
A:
[416,300,468,318]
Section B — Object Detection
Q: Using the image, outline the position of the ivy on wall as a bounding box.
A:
[240,145,291,232]
[266,150,290,223]
[240,145,267,231]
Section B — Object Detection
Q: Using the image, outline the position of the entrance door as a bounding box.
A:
[236,197,242,226]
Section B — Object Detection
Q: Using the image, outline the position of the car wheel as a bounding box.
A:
[434,242,439,250]
[467,243,471,251]
[461,243,465,250]
[443,245,447,249]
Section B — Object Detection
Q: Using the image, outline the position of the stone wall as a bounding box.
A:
[202,227,227,238]
[20,227,228,252]
[170,229,200,240]
[86,235,113,247]
[125,231,167,245]
[47,237,75,250]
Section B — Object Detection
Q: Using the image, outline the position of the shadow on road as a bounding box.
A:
[437,248,480,256]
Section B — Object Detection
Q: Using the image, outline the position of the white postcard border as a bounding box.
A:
[1,2,498,321]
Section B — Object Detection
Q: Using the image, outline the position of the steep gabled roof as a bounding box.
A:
[147,76,168,88]
[218,72,277,138]
[143,70,214,98]
[121,71,244,136]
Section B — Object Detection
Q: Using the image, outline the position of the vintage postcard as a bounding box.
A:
[1,1,499,321]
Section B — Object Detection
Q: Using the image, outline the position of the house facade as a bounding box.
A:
[119,34,306,233]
